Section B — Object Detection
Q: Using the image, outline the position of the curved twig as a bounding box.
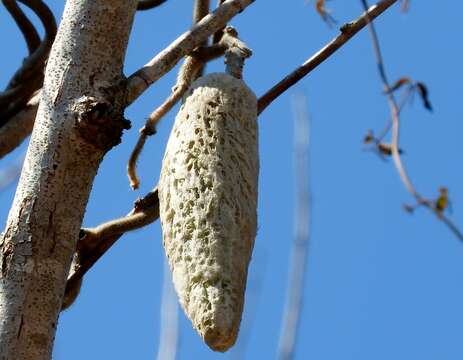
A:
[6,0,57,90]
[3,0,41,53]
[137,0,167,11]
[257,0,398,115]
[127,26,248,189]
[128,0,212,190]
[64,0,404,301]
[64,189,160,305]
[361,0,463,242]
[0,0,56,126]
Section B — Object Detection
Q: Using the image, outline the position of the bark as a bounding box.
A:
[0,0,137,359]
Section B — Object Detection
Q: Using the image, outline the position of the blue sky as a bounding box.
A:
[2,1,463,359]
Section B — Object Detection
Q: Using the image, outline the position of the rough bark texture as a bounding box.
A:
[0,1,137,359]
[159,73,259,352]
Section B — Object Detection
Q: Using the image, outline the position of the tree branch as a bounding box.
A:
[212,0,227,44]
[0,0,401,161]
[67,0,406,298]
[257,0,398,115]
[360,0,463,242]
[0,0,139,357]
[3,0,41,53]
[127,27,248,189]
[64,189,160,303]
[125,0,255,105]
[0,0,56,126]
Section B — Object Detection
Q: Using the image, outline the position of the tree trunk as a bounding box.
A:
[0,1,137,359]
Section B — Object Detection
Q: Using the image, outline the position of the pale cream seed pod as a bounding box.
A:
[158,72,258,352]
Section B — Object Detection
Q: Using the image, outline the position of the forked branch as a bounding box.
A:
[65,0,403,302]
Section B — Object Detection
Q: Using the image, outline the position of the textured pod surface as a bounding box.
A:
[159,73,258,351]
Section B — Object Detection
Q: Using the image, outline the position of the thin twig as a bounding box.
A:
[125,0,255,105]
[277,94,311,360]
[0,0,400,161]
[0,0,56,126]
[257,0,398,115]
[66,0,404,291]
[127,27,250,189]
[361,0,463,241]
[3,0,41,53]
[5,0,57,90]
[64,189,160,299]
[127,0,214,190]
[376,84,415,141]
[137,0,167,11]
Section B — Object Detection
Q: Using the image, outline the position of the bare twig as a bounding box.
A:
[127,26,250,189]
[69,0,405,294]
[125,0,255,105]
[257,0,398,115]
[0,0,56,126]
[137,0,167,11]
[64,189,160,300]
[361,0,463,241]
[3,0,40,53]
[4,0,56,90]
[127,0,213,190]
[0,0,401,161]
[376,83,415,141]
[277,94,311,360]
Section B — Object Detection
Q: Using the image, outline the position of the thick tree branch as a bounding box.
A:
[0,0,254,161]
[212,0,227,44]
[0,0,400,162]
[0,0,139,358]
[68,0,405,295]
[257,0,398,115]
[125,0,255,105]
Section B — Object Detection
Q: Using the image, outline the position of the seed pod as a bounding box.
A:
[158,72,258,352]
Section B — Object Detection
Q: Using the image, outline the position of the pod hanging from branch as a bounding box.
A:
[158,38,258,351]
